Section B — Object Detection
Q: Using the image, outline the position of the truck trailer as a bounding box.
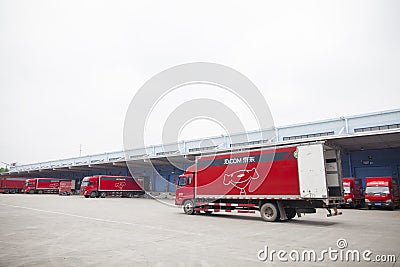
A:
[80,175,145,198]
[23,178,62,194]
[0,176,27,193]
[59,180,73,195]
[175,142,344,222]
[342,177,364,208]
[365,177,399,210]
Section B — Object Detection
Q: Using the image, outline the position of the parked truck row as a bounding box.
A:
[341,177,400,210]
[0,176,145,198]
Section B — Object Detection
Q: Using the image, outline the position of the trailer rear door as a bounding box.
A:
[297,144,328,199]
[323,146,343,197]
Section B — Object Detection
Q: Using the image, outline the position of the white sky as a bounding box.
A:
[1,0,399,165]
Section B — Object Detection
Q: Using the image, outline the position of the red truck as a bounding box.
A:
[342,177,364,208]
[175,142,344,222]
[23,178,61,194]
[0,176,27,193]
[80,175,145,198]
[365,177,399,210]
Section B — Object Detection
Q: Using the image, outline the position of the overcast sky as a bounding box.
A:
[1,0,399,166]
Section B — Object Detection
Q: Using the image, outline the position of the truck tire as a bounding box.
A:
[90,191,97,198]
[100,192,107,198]
[260,203,279,222]
[29,190,35,194]
[38,190,43,194]
[183,200,195,215]
[126,192,133,198]
[285,208,296,220]
[84,195,89,198]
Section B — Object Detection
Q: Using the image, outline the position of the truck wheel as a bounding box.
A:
[183,200,195,215]
[84,195,89,198]
[285,208,296,220]
[126,192,133,198]
[260,203,279,222]
[90,191,97,198]
[29,190,35,194]
[100,192,107,198]
[38,190,43,194]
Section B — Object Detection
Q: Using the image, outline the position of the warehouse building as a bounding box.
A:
[3,108,400,193]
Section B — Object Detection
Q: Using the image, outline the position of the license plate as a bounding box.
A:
[375,203,382,206]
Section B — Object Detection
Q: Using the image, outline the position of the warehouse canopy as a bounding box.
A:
[328,129,400,151]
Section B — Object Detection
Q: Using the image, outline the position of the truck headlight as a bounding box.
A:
[386,199,392,203]
[347,198,352,202]
[365,199,370,203]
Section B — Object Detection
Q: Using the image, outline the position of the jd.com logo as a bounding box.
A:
[257,239,396,263]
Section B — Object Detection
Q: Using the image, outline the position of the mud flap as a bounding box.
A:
[277,201,288,221]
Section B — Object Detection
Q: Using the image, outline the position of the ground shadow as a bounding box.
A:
[177,212,342,226]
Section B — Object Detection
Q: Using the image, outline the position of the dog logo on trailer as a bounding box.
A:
[49,183,58,188]
[223,168,260,195]
[115,182,126,190]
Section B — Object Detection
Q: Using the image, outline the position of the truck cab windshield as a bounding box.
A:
[81,181,91,186]
[178,178,187,186]
[344,186,350,194]
[366,186,389,195]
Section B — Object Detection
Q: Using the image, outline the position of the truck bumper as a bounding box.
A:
[175,198,183,206]
[367,202,392,207]
[328,198,345,206]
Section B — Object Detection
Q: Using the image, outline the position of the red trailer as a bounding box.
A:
[80,175,145,198]
[0,176,27,193]
[175,142,344,222]
[23,178,61,194]
[365,177,399,210]
[342,177,364,208]
[59,180,73,195]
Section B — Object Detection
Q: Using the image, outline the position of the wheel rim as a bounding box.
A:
[264,207,274,219]
[184,202,194,213]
